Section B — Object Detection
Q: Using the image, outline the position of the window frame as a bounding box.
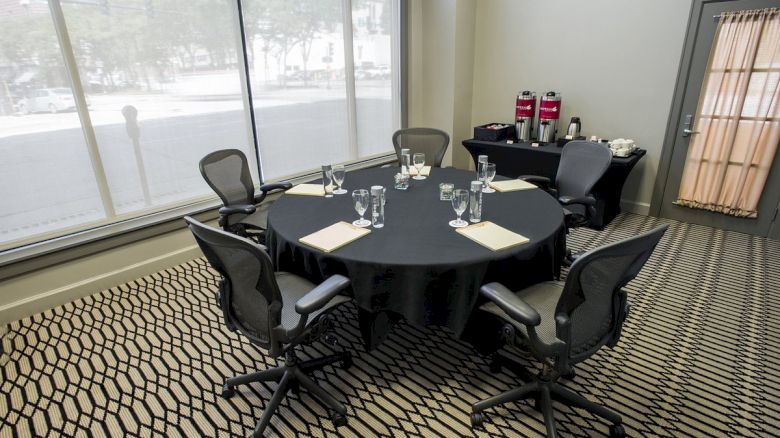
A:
[0,0,407,271]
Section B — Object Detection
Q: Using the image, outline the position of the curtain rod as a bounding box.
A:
[714,8,779,21]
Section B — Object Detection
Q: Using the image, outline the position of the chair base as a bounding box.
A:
[222,350,352,437]
[473,355,624,438]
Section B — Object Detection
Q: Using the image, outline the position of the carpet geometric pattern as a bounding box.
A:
[1,213,779,437]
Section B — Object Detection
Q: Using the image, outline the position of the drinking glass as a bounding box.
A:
[352,189,371,227]
[412,153,426,180]
[449,189,469,228]
[322,165,334,198]
[332,164,347,194]
[482,163,497,193]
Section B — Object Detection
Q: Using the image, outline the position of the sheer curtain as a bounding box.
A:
[677,8,780,218]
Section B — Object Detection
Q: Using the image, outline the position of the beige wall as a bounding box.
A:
[470,0,692,213]
[407,0,476,168]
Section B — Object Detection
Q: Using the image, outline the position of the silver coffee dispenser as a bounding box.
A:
[566,117,581,138]
[514,91,536,142]
[537,91,561,143]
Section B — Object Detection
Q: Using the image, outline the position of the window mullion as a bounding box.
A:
[391,0,403,131]
[235,0,263,184]
[341,0,359,160]
[48,0,116,218]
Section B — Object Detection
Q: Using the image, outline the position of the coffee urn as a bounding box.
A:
[537,91,561,143]
[514,91,536,142]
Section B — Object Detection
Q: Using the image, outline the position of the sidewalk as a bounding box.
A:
[0,82,390,139]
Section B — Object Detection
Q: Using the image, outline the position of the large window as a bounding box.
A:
[0,0,401,252]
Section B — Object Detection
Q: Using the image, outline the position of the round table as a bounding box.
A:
[266,167,566,348]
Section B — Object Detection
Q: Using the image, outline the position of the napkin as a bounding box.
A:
[286,183,325,196]
[489,179,538,192]
[299,221,371,252]
[456,221,529,251]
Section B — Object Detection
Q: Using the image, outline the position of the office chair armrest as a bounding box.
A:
[295,274,351,315]
[254,181,293,204]
[480,282,541,327]
[558,195,596,206]
[259,181,293,193]
[518,175,550,186]
[219,204,256,216]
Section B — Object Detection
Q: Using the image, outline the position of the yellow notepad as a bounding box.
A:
[299,221,371,253]
[286,183,325,196]
[489,179,538,192]
[409,166,431,176]
[456,221,529,251]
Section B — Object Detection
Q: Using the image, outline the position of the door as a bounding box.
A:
[657,0,780,236]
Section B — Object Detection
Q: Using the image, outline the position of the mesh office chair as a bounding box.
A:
[186,217,353,437]
[522,140,612,263]
[199,149,292,243]
[523,140,611,226]
[471,225,668,437]
[392,127,450,167]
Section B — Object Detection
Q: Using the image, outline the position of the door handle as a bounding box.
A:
[682,114,699,137]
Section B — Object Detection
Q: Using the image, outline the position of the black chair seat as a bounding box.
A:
[480,281,564,346]
[277,272,351,331]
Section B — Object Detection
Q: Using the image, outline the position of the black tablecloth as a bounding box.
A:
[462,139,646,228]
[266,167,566,348]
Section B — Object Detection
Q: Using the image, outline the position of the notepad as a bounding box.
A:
[409,166,431,176]
[286,183,325,196]
[456,221,529,251]
[489,179,538,192]
[299,221,371,253]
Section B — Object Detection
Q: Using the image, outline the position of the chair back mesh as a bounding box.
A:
[557,225,668,362]
[555,141,612,216]
[392,128,450,167]
[186,217,282,351]
[199,149,255,208]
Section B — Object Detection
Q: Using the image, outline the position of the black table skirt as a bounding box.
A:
[266,167,566,349]
[462,139,645,228]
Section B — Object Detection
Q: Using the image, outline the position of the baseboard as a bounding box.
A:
[0,244,202,326]
[621,199,651,216]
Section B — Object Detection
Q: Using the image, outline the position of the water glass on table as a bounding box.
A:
[352,189,371,227]
[439,183,454,201]
[332,164,347,194]
[482,163,496,193]
[449,189,469,228]
[412,153,426,180]
[322,165,334,198]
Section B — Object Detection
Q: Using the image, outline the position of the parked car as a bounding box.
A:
[17,88,76,114]
[366,65,391,79]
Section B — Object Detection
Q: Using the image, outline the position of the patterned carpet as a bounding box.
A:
[1,213,779,437]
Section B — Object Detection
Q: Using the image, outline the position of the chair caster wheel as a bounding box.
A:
[562,369,576,380]
[330,411,348,427]
[340,354,353,369]
[488,358,502,374]
[470,411,485,428]
[610,424,625,437]
[289,381,300,395]
[533,396,542,412]
[221,384,236,398]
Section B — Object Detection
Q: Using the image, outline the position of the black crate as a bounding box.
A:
[474,123,515,142]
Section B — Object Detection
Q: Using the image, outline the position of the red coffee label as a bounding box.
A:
[515,97,536,119]
[539,99,561,120]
